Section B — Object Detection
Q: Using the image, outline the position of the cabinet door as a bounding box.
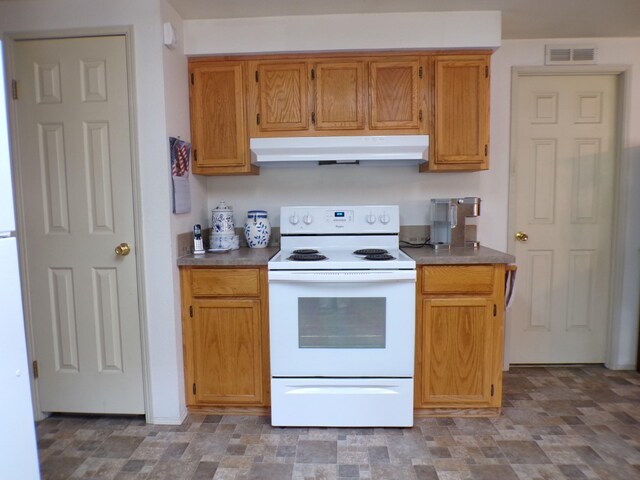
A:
[432,55,489,170]
[314,60,365,130]
[419,297,497,407]
[257,62,309,132]
[192,298,263,405]
[189,62,251,174]
[369,59,422,130]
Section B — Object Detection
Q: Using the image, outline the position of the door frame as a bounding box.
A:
[506,65,630,370]
[3,27,151,421]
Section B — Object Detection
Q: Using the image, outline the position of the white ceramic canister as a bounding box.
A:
[244,210,271,248]
[211,201,235,234]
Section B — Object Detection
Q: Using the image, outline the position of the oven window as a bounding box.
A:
[298,297,386,348]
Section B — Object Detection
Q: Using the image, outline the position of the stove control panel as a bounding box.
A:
[281,205,400,234]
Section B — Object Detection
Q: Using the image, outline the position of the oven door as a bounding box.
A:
[268,270,416,377]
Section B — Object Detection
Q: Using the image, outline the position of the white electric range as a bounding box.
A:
[268,205,416,427]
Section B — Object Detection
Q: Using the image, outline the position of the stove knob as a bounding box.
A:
[303,214,313,225]
[365,213,377,224]
[379,213,391,224]
[289,214,300,225]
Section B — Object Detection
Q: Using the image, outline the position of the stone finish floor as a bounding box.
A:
[37,366,640,480]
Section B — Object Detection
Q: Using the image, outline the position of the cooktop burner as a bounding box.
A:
[364,253,396,261]
[354,248,388,255]
[293,249,320,255]
[287,253,327,261]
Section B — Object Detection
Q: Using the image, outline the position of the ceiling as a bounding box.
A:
[167,0,640,39]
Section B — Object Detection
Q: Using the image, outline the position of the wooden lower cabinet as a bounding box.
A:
[180,263,506,415]
[180,267,270,411]
[415,265,505,413]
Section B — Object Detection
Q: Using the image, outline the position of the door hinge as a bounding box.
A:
[192,383,196,395]
[190,73,194,85]
[193,149,197,162]
[189,305,193,317]
[418,66,423,79]
[255,70,259,82]
[311,68,315,80]
[32,360,39,379]
[485,65,489,78]
[491,384,495,396]
[493,304,497,316]
[311,112,315,125]
[256,113,261,125]
[12,79,18,100]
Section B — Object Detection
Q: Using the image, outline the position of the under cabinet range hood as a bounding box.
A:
[250,135,429,167]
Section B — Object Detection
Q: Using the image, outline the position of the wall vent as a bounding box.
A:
[545,45,597,65]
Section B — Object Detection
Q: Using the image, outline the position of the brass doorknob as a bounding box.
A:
[115,243,131,256]
[515,231,529,242]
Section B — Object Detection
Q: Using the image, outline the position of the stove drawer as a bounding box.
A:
[422,265,495,295]
[191,268,261,297]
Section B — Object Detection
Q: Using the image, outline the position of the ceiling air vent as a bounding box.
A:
[545,45,597,65]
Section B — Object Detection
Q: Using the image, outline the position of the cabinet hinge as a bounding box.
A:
[311,68,315,80]
[418,66,423,79]
[32,360,39,379]
[256,113,261,125]
[419,110,423,122]
[192,383,196,395]
[491,384,495,396]
[493,304,497,316]
[485,144,488,156]
[255,70,259,82]
[311,112,315,125]
[12,79,18,100]
[485,65,489,78]
[193,150,197,162]
[189,305,193,317]
[190,73,194,85]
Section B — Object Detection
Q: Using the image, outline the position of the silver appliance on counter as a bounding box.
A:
[430,197,481,250]
[268,205,416,427]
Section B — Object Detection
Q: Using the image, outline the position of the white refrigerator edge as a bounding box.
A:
[0,46,40,479]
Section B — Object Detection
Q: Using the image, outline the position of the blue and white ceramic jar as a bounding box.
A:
[244,210,271,248]
[211,201,235,234]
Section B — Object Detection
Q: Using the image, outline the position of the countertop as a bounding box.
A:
[177,245,514,267]
[402,245,515,265]
[177,247,279,266]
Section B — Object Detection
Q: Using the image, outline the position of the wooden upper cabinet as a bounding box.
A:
[189,62,255,174]
[313,60,365,130]
[369,59,422,131]
[256,62,310,132]
[431,55,490,171]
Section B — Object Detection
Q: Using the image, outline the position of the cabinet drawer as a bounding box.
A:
[191,268,260,297]
[422,265,494,295]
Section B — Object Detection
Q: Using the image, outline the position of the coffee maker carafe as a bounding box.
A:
[430,197,481,250]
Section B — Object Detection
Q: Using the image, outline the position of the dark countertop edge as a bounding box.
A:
[177,245,515,267]
[177,247,279,266]
[402,245,516,265]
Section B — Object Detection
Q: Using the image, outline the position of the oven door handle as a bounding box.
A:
[268,270,416,283]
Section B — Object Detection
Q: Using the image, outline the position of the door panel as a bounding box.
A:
[510,74,617,363]
[15,36,144,413]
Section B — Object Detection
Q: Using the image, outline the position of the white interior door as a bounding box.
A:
[14,35,144,413]
[509,74,617,364]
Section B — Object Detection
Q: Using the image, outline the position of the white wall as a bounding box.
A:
[162,0,207,423]
[183,11,501,55]
[0,0,185,423]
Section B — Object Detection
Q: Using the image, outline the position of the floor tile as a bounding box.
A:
[34,366,640,480]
